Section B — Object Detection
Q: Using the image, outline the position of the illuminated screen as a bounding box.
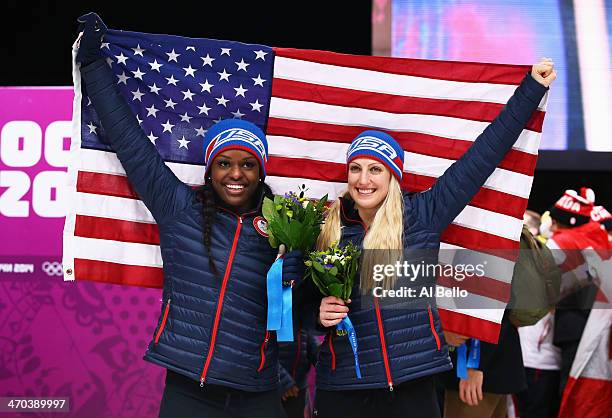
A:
[374,0,612,151]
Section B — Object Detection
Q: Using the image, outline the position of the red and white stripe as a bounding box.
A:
[64,46,548,343]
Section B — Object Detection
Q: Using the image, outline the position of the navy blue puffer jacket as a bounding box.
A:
[81,59,280,391]
[315,74,548,390]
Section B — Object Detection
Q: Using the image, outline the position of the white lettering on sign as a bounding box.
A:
[0,120,71,218]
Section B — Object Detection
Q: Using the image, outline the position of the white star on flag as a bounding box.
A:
[161,120,175,133]
[199,80,214,93]
[252,74,266,87]
[197,103,211,115]
[132,44,145,56]
[234,84,248,97]
[165,75,179,86]
[183,65,197,77]
[254,50,267,60]
[148,83,162,94]
[132,68,146,80]
[145,105,159,117]
[216,95,229,107]
[218,69,231,82]
[147,132,158,144]
[149,59,163,72]
[180,112,192,122]
[235,58,250,72]
[195,126,207,137]
[250,99,263,112]
[177,136,191,149]
[115,53,128,65]
[87,122,97,134]
[182,89,195,101]
[166,49,180,62]
[117,72,130,84]
[131,88,145,101]
[201,54,215,67]
[164,98,177,109]
[220,48,231,56]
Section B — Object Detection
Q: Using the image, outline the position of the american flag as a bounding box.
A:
[63,29,548,343]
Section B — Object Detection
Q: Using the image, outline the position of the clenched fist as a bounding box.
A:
[531,57,557,87]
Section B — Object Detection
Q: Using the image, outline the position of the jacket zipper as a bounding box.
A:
[257,330,270,372]
[373,297,394,391]
[329,331,336,371]
[427,305,442,350]
[154,298,171,344]
[199,215,243,387]
[291,327,302,379]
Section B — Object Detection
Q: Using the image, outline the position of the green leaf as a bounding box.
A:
[328,283,343,298]
[329,266,338,276]
[313,261,325,273]
[262,197,277,222]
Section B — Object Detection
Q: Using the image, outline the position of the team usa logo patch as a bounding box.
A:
[253,216,269,237]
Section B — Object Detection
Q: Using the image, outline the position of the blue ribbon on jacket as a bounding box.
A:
[266,257,294,342]
[337,316,362,379]
[456,338,481,379]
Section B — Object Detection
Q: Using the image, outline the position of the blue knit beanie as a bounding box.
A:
[346,130,404,180]
[203,119,268,177]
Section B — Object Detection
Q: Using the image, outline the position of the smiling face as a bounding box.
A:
[209,149,261,213]
[347,158,391,221]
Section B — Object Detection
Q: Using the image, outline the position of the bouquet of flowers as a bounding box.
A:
[306,241,362,378]
[305,242,361,335]
[262,185,327,342]
[262,185,328,252]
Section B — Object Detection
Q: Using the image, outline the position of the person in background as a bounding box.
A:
[541,188,610,395]
[279,328,321,418]
[441,310,526,418]
[516,210,562,418]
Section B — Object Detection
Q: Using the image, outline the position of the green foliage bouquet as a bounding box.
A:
[262,185,328,252]
[305,242,361,335]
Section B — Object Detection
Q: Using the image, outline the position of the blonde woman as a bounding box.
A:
[312,60,556,418]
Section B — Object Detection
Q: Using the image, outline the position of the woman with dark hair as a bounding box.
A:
[313,60,556,417]
[75,13,303,418]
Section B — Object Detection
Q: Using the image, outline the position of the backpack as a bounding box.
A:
[508,225,562,327]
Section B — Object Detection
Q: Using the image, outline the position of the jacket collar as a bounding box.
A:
[339,196,366,229]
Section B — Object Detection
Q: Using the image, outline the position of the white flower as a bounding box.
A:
[302,201,309,208]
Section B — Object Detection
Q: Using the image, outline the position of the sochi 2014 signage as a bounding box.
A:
[0,87,74,280]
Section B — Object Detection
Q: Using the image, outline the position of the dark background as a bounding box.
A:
[2,0,610,213]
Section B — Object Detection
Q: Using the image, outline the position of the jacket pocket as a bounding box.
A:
[257,331,270,372]
[154,298,171,344]
[427,305,441,350]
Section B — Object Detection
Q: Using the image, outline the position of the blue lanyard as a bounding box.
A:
[266,257,294,342]
[337,316,362,379]
[456,338,481,379]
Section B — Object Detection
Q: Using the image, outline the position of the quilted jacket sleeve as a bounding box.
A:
[409,73,548,233]
[80,58,193,223]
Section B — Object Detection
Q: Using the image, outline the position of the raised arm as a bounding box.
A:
[410,60,554,232]
[76,13,192,223]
